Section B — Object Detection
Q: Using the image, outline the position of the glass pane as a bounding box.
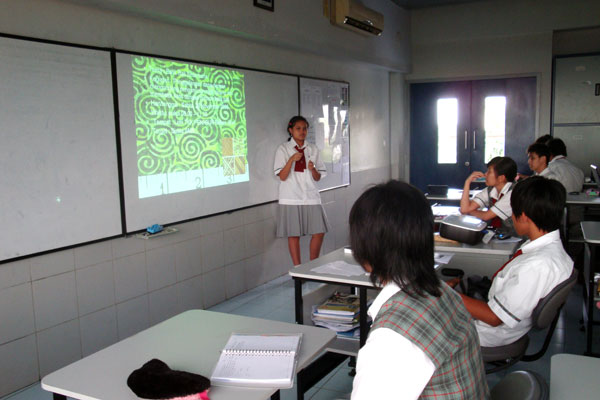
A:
[437,98,458,164]
[484,96,506,162]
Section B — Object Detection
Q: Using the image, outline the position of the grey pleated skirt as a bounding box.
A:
[276,204,331,237]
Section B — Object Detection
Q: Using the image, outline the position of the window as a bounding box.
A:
[437,98,458,164]
[484,96,506,162]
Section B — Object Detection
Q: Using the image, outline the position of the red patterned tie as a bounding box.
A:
[490,193,504,228]
[492,249,523,279]
[294,146,306,172]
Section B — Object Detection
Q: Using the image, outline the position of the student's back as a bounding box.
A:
[547,138,584,192]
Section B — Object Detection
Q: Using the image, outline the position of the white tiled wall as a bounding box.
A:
[0,168,390,396]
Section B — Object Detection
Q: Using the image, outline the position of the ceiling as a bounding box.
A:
[390,0,491,9]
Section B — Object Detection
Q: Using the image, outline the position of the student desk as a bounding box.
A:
[288,241,519,355]
[581,221,600,356]
[426,188,478,205]
[550,354,600,400]
[41,310,336,400]
[565,193,600,243]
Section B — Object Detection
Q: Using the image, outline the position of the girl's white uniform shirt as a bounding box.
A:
[351,283,435,400]
[472,182,514,221]
[273,140,326,205]
[476,230,573,347]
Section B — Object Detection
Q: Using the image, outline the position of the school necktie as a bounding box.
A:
[294,145,306,172]
[492,249,523,279]
[490,193,504,228]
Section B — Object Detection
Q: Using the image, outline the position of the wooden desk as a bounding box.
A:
[581,221,600,357]
[41,310,336,400]
[550,354,600,400]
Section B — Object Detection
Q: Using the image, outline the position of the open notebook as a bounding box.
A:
[210,333,303,389]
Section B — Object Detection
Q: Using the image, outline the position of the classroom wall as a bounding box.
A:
[408,0,600,136]
[0,0,409,395]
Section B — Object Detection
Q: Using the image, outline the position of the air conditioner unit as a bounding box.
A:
[328,0,384,36]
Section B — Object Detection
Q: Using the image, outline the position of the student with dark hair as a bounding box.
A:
[454,176,573,348]
[460,156,518,235]
[274,115,330,266]
[534,134,553,145]
[546,138,584,192]
[350,180,489,400]
[527,143,556,178]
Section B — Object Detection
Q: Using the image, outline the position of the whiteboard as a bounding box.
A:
[0,36,122,261]
[300,77,350,190]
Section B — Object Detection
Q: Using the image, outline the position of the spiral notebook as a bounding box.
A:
[210,333,303,388]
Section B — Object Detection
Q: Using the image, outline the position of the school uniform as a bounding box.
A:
[273,140,330,237]
[472,182,515,234]
[476,230,573,347]
[547,155,584,193]
[352,283,489,400]
[537,167,558,179]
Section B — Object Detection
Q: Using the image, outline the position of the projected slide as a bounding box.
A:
[131,56,249,198]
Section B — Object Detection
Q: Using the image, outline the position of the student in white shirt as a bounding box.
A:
[451,176,573,347]
[547,138,584,193]
[273,116,330,266]
[350,180,488,400]
[527,143,557,179]
[460,156,518,235]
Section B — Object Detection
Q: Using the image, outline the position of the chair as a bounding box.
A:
[482,268,578,374]
[491,370,549,400]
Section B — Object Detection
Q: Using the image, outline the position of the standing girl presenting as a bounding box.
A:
[274,116,330,266]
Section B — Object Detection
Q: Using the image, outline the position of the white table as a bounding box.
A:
[427,188,479,204]
[41,310,336,400]
[288,241,519,354]
[581,221,600,356]
[550,354,600,400]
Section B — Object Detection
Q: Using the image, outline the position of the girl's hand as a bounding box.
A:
[308,161,315,170]
[289,152,303,162]
[466,171,484,183]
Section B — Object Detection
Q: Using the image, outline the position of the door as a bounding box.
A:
[410,77,536,192]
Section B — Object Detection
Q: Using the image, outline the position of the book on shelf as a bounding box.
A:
[316,292,363,316]
[210,333,302,389]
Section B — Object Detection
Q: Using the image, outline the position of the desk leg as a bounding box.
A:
[359,287,368,348]
[294,278,303,325]
[585,243,596,356]
[53,394,67,400]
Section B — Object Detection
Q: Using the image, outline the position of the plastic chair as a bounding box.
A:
[482,268,578,374]
[491,370,549,400]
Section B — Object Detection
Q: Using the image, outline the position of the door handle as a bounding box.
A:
[473,130,476,150]
[464,130,468,150]
[465,161,470,166]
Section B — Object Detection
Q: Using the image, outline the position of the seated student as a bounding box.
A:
[460,156,518,236]
[350,180,489,400]
[534,133,553,145]
[547,138,584,193]
[527,142,556,178]
[453,176,573,348]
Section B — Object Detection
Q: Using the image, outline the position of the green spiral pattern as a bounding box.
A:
[132,56,247,176]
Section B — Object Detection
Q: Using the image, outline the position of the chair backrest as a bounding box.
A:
[530,268,577,330]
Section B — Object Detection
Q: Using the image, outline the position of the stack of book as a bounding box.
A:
[311,292,370,339]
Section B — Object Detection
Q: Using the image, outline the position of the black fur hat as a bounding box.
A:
[127,359,211,399]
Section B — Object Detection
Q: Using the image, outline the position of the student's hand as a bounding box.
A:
[289,152,303,162]
[466,171,484,184]
[445,277,461,289]
[308,161,315,170]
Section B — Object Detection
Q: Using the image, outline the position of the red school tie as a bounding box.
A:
[490,193,504,229]
[294,145,306,172]
[492,249,523,279]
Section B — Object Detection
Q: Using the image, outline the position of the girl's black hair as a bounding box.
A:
[287,116,309,141]
[349,180,441,297]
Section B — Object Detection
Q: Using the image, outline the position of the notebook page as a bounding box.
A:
[223,333,301,353]
[211,353,295,387]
